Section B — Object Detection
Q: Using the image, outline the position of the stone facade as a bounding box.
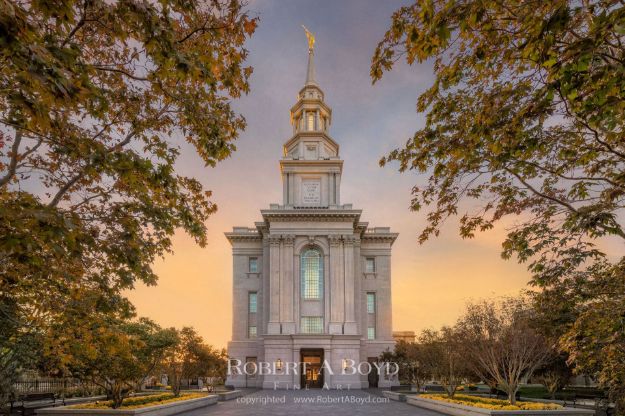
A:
[393,331,416,343]
[225,45,398,389]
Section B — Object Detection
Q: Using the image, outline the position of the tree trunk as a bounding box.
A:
[172,373,181,397]
[508,388,518,405]
[110,383,124,409]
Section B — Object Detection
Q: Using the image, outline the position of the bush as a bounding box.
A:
[420,394,562,411]
[71,393,206,409]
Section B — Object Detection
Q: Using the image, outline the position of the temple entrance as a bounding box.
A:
[300,349,324,388]
[245,357,257,388]
[367,357,379,388]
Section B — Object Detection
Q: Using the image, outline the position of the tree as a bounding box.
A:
[418,327,468,398]
[161,327,215,397]
[535,352,574,400]
[457,298,551,405]
[0,0,256,387]
[380,340,431,390]
[55,318,177,408]
[371,1,624,412]
[203,347,228,388]
[0,295,41,408]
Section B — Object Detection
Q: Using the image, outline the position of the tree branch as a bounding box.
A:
[0,130,23,187]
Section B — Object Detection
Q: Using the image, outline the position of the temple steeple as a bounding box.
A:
[305,48,317,86]
[279,27,342,208]
[303,25,318,86]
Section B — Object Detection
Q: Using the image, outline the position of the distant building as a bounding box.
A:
[393,331,416,343]
[225,39,398,389]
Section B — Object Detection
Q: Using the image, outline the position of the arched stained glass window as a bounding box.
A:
[301,248,323,299]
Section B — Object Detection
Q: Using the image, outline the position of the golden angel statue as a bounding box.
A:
[302,25,315,51]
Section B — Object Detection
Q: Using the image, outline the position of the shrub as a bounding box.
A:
[420,394,562,411]
[71,393,206,409]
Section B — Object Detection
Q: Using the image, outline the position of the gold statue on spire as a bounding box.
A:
[302,25,315,51]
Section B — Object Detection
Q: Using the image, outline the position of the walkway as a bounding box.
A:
[184,389,444,416]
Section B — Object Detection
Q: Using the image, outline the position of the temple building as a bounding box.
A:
[225,33,398,389]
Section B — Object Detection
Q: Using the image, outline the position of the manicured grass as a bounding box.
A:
[70,393,207,409]
[518,386,551,399]
[420,394,562,411]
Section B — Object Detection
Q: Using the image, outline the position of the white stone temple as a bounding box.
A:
[225,35,398,389]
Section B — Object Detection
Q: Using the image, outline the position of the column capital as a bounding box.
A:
[328,234,341,247]
[343,235,356,245]
[268,235,281,246]
[283,234,296,245]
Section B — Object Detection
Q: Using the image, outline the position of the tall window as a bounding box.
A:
[301,317,323,333]
[367,292,376,340]
[307,112,315,131]
[367,292,376,314]
[248,292,257,338]
[365,257,376,273]
[301,248,323,299]
[248,292,257,313]
[249,257,258,273]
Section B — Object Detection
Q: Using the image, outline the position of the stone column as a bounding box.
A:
[281,234,295,334]
[353,237,362,336]
[328,235,344,334]
[329,173,335,206]
[267,235,281,334]
[293,347,300,388]
[282,173,287,205]
[343,235,357,334]
[323,347,332,388]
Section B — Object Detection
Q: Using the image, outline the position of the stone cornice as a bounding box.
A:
[262,334,361,341]
[283,131,339,155]
[289,96,332,118]
[361,233,399,245]
[260,209,362,224]
[279,159,343,173]
[224,231,262,244]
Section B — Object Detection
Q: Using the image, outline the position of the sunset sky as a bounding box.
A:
[127,0,539,348]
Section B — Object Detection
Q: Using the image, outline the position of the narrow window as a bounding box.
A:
[307,113,314,131]
[248,292,257,313]
[248,326,257,338]
[367,327,376,340]
[367,292,376,314]
[248,292,257,338]
[249,257,258,273]
[367,292,376,340]
[365,257,376,273]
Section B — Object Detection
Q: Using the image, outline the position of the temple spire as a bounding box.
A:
[302,25,318,86]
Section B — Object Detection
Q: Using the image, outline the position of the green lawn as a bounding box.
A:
[518,386,550,399]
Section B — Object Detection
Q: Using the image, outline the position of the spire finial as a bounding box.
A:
[302,25,317,86]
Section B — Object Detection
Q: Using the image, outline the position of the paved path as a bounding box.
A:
[184,389,445,416]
